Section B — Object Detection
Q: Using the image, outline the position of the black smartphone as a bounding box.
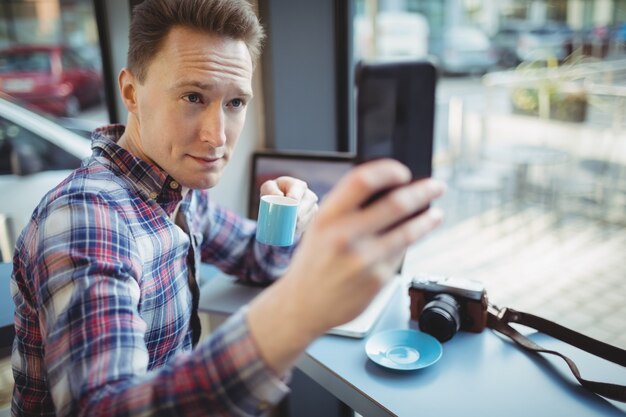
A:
[355,60,437,207]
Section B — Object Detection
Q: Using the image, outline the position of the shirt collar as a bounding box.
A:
[90,124,186,215]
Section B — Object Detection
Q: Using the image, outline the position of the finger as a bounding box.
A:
[276,177,308,201]
[319,159,411,221]
[304,188,319,204]
[347,239,404,285]
[297,202,319,224]
[259,180,284,197]
[297,208,314,226]
[369,251,406,285]
[371,207,444,263]
[339,178,445,239]
[296,191,319,226]
[347,207,443,271]
[297,189,319,214]
[296,204,319,236]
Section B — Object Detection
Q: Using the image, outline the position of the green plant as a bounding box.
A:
[510,57,589,123]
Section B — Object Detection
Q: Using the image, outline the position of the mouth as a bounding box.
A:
[188,154,224,167]
[193,155,222,162]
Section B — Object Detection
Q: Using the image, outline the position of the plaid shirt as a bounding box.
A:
[11,125,295,417]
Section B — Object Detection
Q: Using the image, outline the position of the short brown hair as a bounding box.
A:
[127,0,265,82]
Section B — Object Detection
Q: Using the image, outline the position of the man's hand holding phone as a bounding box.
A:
[246,60,443,376]
[247,159,444,375]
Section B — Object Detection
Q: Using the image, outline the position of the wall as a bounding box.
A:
[259,0,339,152]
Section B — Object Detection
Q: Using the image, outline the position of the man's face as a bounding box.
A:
[130,26,253,189]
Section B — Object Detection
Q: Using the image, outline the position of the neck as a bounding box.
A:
[118,113,150,164]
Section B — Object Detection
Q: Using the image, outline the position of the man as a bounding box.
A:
[11,0,445,416]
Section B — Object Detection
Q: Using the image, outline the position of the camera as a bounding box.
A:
[409,275,488,342]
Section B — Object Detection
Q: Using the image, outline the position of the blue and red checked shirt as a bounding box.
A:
[11,125,295,417]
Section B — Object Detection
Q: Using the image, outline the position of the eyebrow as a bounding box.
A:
[171,80,253,99]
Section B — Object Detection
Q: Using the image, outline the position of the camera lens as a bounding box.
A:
[419,294,461,342]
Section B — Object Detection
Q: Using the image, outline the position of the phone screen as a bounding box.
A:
[356,61,437,181]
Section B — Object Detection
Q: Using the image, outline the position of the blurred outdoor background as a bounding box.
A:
[354,0,626,351]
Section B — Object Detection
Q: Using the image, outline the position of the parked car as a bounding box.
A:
[432,26,497,75]
[492,24,526,67]
[0,94,92,259]
[0,44,103,117]
[516,22,572,62]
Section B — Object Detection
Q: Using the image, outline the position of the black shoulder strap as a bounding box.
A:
[487,306,626,403]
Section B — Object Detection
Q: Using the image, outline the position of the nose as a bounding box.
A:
[199,102,227,147]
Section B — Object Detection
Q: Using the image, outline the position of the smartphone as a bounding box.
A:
[355,60,437,207]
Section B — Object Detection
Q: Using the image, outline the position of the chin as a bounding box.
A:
[186,174,222,190]
[172,159,226,189]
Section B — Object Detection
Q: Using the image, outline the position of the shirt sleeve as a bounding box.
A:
[197,192,297,284]
[17,192,288,417]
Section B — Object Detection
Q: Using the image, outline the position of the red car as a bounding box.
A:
[0,44,103,117]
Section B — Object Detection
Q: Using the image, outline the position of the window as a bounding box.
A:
[0,0,109,122]
[352,0,626,350]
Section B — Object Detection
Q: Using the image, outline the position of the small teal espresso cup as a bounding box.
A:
[256,195,299,246]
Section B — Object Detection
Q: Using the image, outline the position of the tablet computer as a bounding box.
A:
[355,60,437,182]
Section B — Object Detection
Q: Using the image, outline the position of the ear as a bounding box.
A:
[118,68,138,114]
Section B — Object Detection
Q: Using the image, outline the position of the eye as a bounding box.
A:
[184,93,202,104]
[229,98,245,109]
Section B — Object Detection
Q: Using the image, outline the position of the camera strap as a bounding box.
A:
[487,305,626,403]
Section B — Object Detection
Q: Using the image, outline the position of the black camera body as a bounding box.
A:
[409,275,488,342]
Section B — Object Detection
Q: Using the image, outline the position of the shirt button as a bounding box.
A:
[170,181,179,190]
[149,191,158,200]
